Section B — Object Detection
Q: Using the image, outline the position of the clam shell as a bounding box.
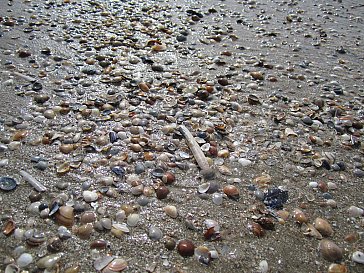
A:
[55,206,74,227]
[327,263,348,273]
[83,190,99,202]
[347,206,363,217]
[352,251,364,264]
[194,246,211,265]
[223,185,240,200]
[0,177,17,191]
[126,214,140,227]
[292,208,308,224]
[3,219,16,236]
[36,253,63,269]
[314,218,333,237]
[94,256,114,271]
[319,240,343,262]
[74,223,93,239]
[164,205,178,218]
[17,253,33,268]
[5,264,19,273]
[103,258,127,272]
[148,226,163,241]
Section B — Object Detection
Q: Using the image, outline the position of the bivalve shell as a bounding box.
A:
[314,218,333,237]
[177,239,195,257]
[327,263,348,273]
[319,240,343,262]
[102,258,127,273]
[352,251,364,264]
[223,185,240,200]
[347,206,363,217]
[17,253,33,268]
[5,264,19,273]
[94,256,114,271]
[83,190,99,202]
[36,253,63,269]
[164,205,178,218]
[292,208,308,224]
[55,206,74,227]
[127,214,140,227]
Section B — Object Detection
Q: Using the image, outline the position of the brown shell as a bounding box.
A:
[103,258,128,272]
[55,206,74,227]
[319,239,343,262]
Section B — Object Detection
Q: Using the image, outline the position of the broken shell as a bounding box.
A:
[164,205,178,218]
[55,206,74,227]
[303,223,323,240]
[344,232,359,243]
[248,222,265,237]
[47,237,62,253]
[162,172,175,184]
[94,256,114,271]
[111,223,129,238]
[194,246,212,265]
[102,258,127,273]
[314,218,333,237]
[36,253,63,269]
[292,208,308,224]
[223,185,240,200]
[3,219,16,236]
[327,263,348,273]
[352,251,364,264]
[177,239,195,257]
[319,240,343,262]
[5,264,19,273]
[64,265,81,273]
[285,128,297,137]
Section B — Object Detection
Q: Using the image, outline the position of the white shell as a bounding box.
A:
[198,183,210,194]
[238,158,252,167]
[348,206,363,217]
[83,191,98,202]
[17,253,33,268]
[112,223,130,233]
[258,260,269,273]
[126,214,140,227]
[212,193,223,205]
[352,251,364,264]
[5,264,19,273]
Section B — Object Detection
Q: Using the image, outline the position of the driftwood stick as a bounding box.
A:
[20,170,47,192]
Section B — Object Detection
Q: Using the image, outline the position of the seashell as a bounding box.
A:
[344,232,359,243]
[164,205,178,218]
[83,190,99,202]
[148,226,163,241]
[0,176,17,192]
[47,237,62,253]
[164,236,176,250]
[55,206,74,227]
[130,184,144,196]
[347,206,363,217]
[177,239,195,257]
[20,170,47,192]
[12,130,28,141]
[80,211,97,224]
[74,223,93,239]
[292,208,308,224]
[198,182,210,194]
[223,185,240,200]
[111,223,129,238]
[25,229,46,246]
[318,181,328,192]
[284,128,297,137]
[17,253,33,268]
[254,174,271,188]
[258,260,269,273]
[59,144,75,154]
[102,258,128,273]
[248,222,265,237]
[314,218,333,237]
[212,192,223,205]
[303,223,322,240]
[352,251,364,264]
[319,240,343,262]
[247,94,261,105]
[250,71,264,80]
[100,218,112,230]
[56,162,70,175]
[90,239,108,249]
[151,44,167,52]
[327,263,348,273]
[194,246,211,265]
[162,172,175,184]
[156,185,170,200]
[64,265,81,273]
[3,219,16,236]
[36,253,63,269]
[138,82,150,92]
[127,214,140,227]
[5,264,19,273]
[94,256,114,271]
[276,210,290,221]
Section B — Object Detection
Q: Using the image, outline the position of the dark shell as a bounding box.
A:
[0,177,17,191]
[263,188,288,209]
[177,239,195,257]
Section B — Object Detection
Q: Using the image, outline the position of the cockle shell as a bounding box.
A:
[164,205,178,218]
